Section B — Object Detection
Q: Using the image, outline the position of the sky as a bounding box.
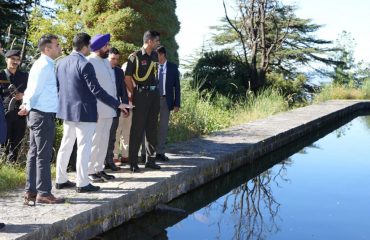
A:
[175,0,370,65]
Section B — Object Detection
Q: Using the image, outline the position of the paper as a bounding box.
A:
[122,103,135,109]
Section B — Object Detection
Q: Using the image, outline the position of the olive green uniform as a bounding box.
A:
[125,48,159,165]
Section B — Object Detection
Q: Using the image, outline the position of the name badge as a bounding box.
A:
[141,60,147,66]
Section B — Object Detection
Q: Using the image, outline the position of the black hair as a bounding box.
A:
[73,33,91,51]
[156,45,166,57]
[109,47,120,55]
[143,30,160,44]
[38,34,58,52]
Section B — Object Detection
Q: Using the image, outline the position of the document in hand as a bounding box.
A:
[122,103,135,109]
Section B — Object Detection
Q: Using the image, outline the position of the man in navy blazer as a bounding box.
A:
[156,46,180,161]
[104,47,129,171]
[55,33,128,193]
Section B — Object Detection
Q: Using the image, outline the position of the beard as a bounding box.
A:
[99,49,109,59]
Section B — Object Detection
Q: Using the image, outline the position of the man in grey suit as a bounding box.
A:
[155,46,180,161]
[55,33,128,193]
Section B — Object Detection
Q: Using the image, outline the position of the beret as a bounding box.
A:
[90,34,111,51]
[5,49,21,58]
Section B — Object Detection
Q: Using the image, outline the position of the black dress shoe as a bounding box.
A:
[97,171,115,180]
[140,155,146,164]
[55,180,76,190]
[156,154,170,162]
[76,184,100,193]
[105,162,119,171]
[0,222,5,229]
[88,174,104,183]
[145,161,161,169]
[130,164,141,173]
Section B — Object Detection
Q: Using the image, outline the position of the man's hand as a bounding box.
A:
[15,92,24,101]
[174,107,180,113]
[118,104,128,114]
[18,105,28,116]
[122,110,130,118]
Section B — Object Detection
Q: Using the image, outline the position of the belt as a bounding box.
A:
[136,85,158,91]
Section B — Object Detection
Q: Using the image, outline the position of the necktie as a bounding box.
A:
[159,64,164,96]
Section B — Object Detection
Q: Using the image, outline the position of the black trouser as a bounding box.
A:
[105,116,119,165]
[4,110,26,162]
[129,88,160,165]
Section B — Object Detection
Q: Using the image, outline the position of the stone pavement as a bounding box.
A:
[0,100,369,240]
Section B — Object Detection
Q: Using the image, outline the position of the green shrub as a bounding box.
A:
[168,80,231,142]
[168,80,288,142]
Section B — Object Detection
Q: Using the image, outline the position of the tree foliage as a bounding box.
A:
[192,50,249,97]
[331,31,358,86]
[28,0,84,55]
[0,0,48,63]
[79,0,180,63]
[27,0,180,64]
[206,0,341,93]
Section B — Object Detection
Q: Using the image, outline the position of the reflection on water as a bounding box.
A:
[95,113,370,240]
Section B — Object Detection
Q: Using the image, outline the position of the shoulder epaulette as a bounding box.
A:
[128,52,138,62]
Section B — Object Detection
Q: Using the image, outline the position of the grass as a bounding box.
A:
[0,161,26,192]
[232,88,288,125]
[314,79,370,102]
[167,80,288,142]
[0,155,56,193]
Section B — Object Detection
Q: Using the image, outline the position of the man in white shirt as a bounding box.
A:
[19,34,65,205]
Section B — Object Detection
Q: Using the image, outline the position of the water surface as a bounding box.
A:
[97,114,370,240]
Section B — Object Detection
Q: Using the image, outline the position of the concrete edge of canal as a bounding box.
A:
[1,100,369,240]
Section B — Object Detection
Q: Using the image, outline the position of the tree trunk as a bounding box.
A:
[249,67,266,92]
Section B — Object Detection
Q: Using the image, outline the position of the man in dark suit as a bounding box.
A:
[155,46,180,161]
[55,33,128,193]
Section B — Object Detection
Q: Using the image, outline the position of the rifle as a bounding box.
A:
[7,84,22,112]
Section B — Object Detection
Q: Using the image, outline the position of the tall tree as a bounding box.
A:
[212,0,340,91]
[331,31,370,87]
[79,0,180,63]
[331,31,356,85]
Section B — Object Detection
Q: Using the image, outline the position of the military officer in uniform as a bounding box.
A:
[125,30,161,172]
[0,50,28,162]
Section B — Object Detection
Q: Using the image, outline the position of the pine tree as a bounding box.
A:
[211,0,341,91]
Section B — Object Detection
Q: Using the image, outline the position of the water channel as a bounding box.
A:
[95,112,370,240]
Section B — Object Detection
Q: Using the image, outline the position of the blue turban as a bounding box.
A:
[90,33,111,51]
